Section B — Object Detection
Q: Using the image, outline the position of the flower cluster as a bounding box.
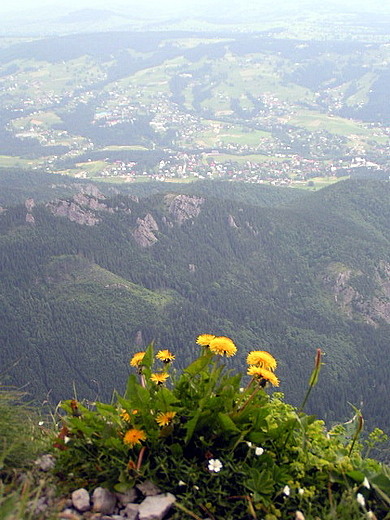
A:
[197,334,237,357]
[123,428,147,448]
[246,350,279,387]
[56,337,389,520]
[130,351,145,367]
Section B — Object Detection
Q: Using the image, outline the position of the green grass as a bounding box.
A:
[11,111,63,131]
[0,155,39,168]
[291,110,372,137]
[75,160,107,176]
[102,145,149,151]
[0,385,48,472]
[44,255,172,308]
[291,175,350,190]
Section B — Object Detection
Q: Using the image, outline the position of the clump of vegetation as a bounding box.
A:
[0,384,46,473]
[0,384,54,520]
[55,336,390,519]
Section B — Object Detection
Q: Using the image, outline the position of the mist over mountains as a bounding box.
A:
[2,0,390,35]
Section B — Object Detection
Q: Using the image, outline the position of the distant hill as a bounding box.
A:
[57,9,126,23]
[1,177,390,432]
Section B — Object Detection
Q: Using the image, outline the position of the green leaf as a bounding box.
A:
[95,402,117,418]
[184,410,201,443]
[155,387,179,409]
[244,468,274,495]
[184,352,212,376]
[252,408,269,430]
[114,477,135,493]
[125,374,138,400]
[141,342,154,369]
[370,474,390,502]
[218,412,240,433]
[346,470,365,483]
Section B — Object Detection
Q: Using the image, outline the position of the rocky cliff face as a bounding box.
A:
[46,190,115,226]
[168,194,204,224]
[132,213,159,247]
[25,198,36,224]
[322,261,390,325]
[228,214,238,228]
[46,199,101,226]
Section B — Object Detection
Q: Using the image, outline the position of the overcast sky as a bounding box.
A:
[0,0,185,14]
[2,0,390,15]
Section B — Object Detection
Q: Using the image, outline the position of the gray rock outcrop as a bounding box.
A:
[46,199,100,226]
[133,213,159,247]
[168,194,204,224]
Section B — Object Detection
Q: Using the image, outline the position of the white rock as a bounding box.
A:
[59,507,82,519]
[71,488,91,512]
[138,493,176,520]
[35,454,55,471]
[124,503,140,520]
[92,487,117,514]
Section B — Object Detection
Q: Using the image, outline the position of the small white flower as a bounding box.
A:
[193,485,199,490]
[255,447,264,456]
[38,421,44,426]
[178,480,186,486]
[356,493,366,508]
[298,488,305,496]
[362,477,370,489]
[64,436,70,444]
[208,458,223,473]
[246,441,253,448]
[283,485,290,496]
[239,387,245,393]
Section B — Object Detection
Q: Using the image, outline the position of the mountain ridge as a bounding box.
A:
[1,179,390,430]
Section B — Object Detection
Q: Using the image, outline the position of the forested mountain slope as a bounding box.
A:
[1,178,390,430]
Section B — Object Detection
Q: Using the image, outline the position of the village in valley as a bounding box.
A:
[1,33,389,188]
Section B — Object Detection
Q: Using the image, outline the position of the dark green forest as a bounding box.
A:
[1,172,390,432]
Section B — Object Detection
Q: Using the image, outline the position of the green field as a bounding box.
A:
[0,155,40,168]
[74,161,107,177]
[289,110,387,143]
[102,145,149,151]
[291,175,350,190]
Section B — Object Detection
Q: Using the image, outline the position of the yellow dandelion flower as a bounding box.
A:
[123,428,147,448]
[130,351,145,367]
[247,366,280,387]
[246,351,277,371]
[120,409,137,422]
[196,334,216,346]
[150,372,169,385]
[156,349,175,363]
[156,411,177,427]
[209,336,237,357]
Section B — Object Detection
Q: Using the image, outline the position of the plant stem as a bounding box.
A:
[348,414,364,456]
[231,384,261,418]
[174,502,204,520]
[298,385,312,415]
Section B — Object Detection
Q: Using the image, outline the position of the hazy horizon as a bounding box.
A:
[2,0,390,17]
